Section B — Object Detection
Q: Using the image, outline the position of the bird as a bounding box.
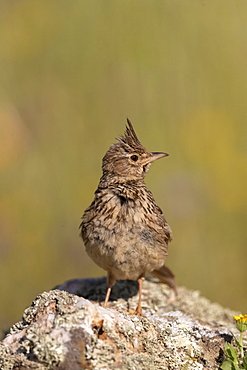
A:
[80,119,176,314]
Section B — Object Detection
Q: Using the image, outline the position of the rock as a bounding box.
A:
[0,278,236,369]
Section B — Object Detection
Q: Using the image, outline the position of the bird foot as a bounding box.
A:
[128,308,145,317]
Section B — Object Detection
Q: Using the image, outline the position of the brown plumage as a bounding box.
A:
[80,119,176,314]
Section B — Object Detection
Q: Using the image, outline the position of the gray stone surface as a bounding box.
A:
[0,278,237,369]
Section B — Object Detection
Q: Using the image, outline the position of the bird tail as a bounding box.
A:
[151,265,177,294]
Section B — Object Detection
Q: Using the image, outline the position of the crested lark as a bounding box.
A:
[80,119,176,314]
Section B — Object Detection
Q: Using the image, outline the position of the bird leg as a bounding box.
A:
[103,273,115,309]
[103,286,112,308]
[135,276,145,315]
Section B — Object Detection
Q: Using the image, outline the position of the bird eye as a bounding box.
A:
[130,155,138,162]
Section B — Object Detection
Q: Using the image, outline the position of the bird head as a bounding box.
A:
[102,119,168,181]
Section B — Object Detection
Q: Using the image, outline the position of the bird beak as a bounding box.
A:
[141,152,169,166]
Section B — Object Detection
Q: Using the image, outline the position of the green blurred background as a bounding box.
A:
[0,0,246,334]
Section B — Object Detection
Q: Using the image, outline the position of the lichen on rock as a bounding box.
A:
[0,278,236,369]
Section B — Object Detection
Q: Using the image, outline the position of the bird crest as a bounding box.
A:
[118,118,146,152]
